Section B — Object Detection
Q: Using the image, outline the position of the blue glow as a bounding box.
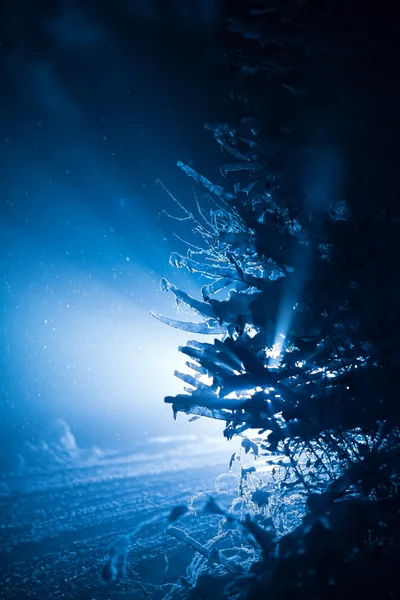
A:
[0,0,229,463]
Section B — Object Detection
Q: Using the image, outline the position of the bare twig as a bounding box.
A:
[167,526,242,574]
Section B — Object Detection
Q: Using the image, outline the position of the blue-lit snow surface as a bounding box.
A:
[0,434,241,599]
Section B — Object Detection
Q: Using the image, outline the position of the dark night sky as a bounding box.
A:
[0,0,238,461]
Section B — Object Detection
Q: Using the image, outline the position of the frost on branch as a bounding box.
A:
[154,108,400,475]
[149,3,400,599]
[152,89,400,600]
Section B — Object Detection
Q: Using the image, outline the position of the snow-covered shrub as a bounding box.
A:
[154,2,400,599]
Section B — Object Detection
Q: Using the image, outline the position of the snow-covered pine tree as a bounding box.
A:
[154,2,400,598]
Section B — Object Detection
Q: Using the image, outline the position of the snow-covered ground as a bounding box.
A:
[0,435,239,599]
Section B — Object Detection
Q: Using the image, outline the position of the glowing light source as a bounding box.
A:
[266,333,286,367]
